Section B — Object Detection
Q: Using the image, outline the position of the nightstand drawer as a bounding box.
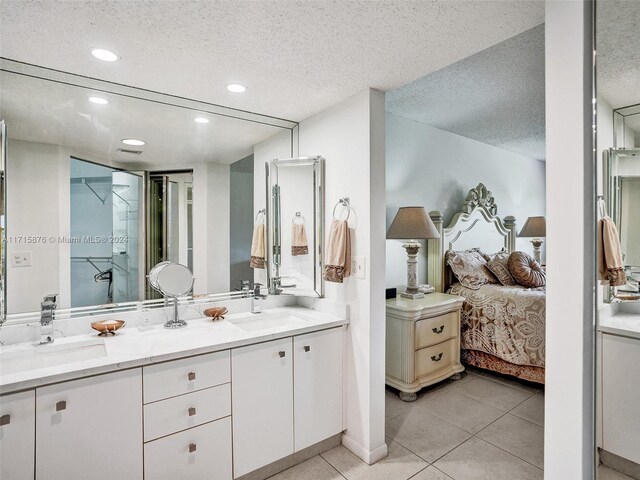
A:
[415,339,457,377]
[415,312,457,349]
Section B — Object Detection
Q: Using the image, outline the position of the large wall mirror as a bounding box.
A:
[0,58,296,322]
[595,1,640,478]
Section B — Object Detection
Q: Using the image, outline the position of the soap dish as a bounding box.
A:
[204,307,228,321]
[91,319,126,336]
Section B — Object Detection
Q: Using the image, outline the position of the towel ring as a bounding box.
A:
[332,197,351,221]
[255,209,266,223]
[292,212,306,224]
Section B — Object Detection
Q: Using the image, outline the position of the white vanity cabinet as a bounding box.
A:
[294,328,343,451]
[602,333,640,464]
[232,327,344,478]
[232,337,294,478]
[35,369,143,480]
[0,390,35,480]
[142,350,232,480]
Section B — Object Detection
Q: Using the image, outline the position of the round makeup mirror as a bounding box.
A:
[148,261,194,328]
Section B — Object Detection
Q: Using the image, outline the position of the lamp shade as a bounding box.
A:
[386,207,440,239]
[519,216,546,238]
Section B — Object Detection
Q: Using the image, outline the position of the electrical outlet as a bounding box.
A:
[352,256,365,279]
[12,252,32,267]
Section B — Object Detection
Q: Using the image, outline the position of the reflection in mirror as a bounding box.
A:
[0,59,295,321]
[266,157,324,297]
[596,0,640,478]
[0,120,5,319]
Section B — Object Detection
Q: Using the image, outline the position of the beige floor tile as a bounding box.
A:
[386,407,472,463]
[510,393,544,426]
[321,441,427,480]
[410,465,454,480]
[421,388,505,434]
[598,465,635,480]
[267,455,344,480]
[476,413,544,468]
[475,370,543,394]
[386,391,414,419]
[434,437,543,480]
[455,377,533,412]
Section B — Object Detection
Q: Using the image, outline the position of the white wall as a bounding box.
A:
[545,1,595,478]
[253,89,387,464]
[385,113,546,290]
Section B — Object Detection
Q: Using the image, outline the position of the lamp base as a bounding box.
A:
[401,291,425,300]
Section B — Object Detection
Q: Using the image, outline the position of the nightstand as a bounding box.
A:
[385,293,465,401]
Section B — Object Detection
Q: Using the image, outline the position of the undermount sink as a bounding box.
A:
[227,312,307,333]
[0,338,107,375]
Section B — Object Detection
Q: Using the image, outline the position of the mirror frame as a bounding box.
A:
[265,156,325,298]
[0,58,299,325]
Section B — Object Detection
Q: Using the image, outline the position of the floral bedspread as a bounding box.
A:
[448,283,546,367]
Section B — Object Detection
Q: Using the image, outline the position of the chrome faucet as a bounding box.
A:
[251,283,267,314]
[40,294,58,344]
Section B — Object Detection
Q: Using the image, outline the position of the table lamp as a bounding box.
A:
[518,216,546,264]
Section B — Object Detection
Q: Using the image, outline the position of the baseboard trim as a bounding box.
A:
[600,449,640,480]
[341,433,388,465]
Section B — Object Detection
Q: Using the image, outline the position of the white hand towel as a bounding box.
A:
[292,223,309,256]
[323,219,351,283]
[250,223,266,269]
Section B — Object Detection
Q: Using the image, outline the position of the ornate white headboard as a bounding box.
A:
[426,183,517,292]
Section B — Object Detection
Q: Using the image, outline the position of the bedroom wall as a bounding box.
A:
[385,113,546,290]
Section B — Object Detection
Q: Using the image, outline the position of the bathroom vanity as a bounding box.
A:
[0,307,347,480]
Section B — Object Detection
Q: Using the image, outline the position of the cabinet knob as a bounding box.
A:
[56,401,67,411]
[430,353,443,362]
[432,325,445,334]
[188,443,197,453]
[0,414,10,426]
[188,372,196,381]
[188,407,196,417]
[279,351,286,358]
[303,345,311,352]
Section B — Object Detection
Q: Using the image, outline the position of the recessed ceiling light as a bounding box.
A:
[122,138,146,146]
[227,84,246,93]
[194,117,210,124]
[91,48,119,62]
[89,96,109,105]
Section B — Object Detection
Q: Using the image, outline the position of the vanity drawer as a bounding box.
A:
[144,383,231,442]
[415,339,457,377]
[144,416,232,480]
[144,350,230,403]
[415,311,457,349]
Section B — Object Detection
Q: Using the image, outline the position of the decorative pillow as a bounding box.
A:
[486,252,517,286]
[508,251,546,288]
[446,250,496,289]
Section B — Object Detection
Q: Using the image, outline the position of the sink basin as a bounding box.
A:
[227,312,307,333]
[0,338,107,375]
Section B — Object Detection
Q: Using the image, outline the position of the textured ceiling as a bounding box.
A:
[597,0,640,109]
[0,0,545,122]
[386,24,545,161]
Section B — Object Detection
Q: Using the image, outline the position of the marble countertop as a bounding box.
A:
[0,307,348,394]
[599,312,640,340]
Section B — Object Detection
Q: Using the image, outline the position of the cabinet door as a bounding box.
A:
[144,417,232,480]
[294,327,343,451]
[36,369,143,480]
[0,390,35,480]
[602,334,640,464]
[231,337,293,477]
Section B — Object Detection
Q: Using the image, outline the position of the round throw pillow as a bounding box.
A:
[507,251,546,288]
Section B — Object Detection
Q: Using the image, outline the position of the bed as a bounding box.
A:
[427,184,546,384]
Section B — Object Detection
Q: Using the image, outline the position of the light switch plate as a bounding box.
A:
[352,256,365,279]
[11,252,32,267]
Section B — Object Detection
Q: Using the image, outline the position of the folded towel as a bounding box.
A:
[292,223,309,256]
[598,216,626,286]
[323,219,351,283]
[250,223,266,269]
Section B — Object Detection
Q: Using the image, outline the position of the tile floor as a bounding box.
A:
[269,368,546,480]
